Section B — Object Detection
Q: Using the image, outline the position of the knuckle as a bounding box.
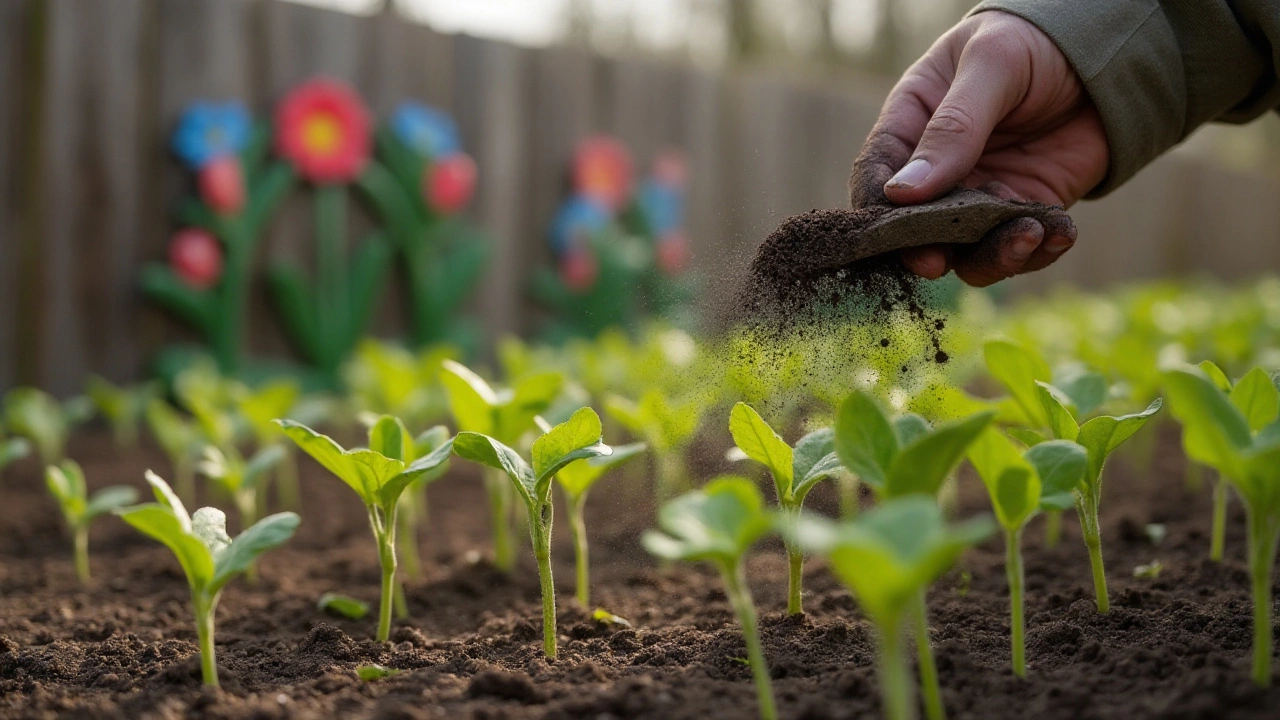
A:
[924,105,977,140]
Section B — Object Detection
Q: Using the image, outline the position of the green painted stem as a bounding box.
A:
[1246,508,1278,687]
[914,591,944,720]
[1211,478,1227,563]
[1005,528,1026,678]
[315,186,351,376]
[724,563,777,720]
[569,494,590,607]
[878,622,913,720]
[193,592,219,687]
[486,469,515,572]
[1043,510,1062,548]
[530,502,557,659]
[73,525,89,584]
[212,221,250,375]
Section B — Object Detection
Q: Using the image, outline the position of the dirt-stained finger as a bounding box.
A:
[900,245,951,280]
[951,217,1044,287]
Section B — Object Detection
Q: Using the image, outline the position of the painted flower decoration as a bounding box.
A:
[656,230,691,276]
[573,137,633,212]
[392,102,461,159]
[638,180,684,237]
[651,150,688,189]
[275,78,372,185]
[171,102,252,171]
[560,247,598,293]
[199,157,246,215]
[424,153,478,214]
[169,229,223,290]
[549,196,611,256]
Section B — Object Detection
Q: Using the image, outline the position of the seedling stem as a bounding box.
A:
[1211,477,1227,562]
[724,564,777,720]
[568,494,590,606]
[1247,507,1279,686]
[914,592,944,720]
[1005,528,1026,678]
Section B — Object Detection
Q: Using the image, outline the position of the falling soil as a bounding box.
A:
[731,189,1066,375]
[2,429,1279,719]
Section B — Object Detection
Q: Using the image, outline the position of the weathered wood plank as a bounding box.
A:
[0,0,30,392]
[38,0,150,394]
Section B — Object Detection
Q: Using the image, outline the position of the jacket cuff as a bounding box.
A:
[970,1,1185,197]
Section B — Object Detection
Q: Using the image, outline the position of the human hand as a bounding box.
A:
[850,11,1108,287]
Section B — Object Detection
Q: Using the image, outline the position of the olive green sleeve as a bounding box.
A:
[971,0,1280,197]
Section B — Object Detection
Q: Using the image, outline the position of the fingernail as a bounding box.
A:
[1008,235,1039,262]
[886,158,933,189]
[1043,238,1073,254]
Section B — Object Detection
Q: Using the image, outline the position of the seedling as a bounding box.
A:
[145,399,204,504]
[234,380,302,509]
[45,460,138,583]
[1162,365,1280,686]
[1133,560,1163,580]
[318,592,370,620]
[1183,360,1250,561]
[553,433,645,606]
[356,664,401,681]
[789,497,993,720]
[344,339,458,429]
[440,360,563,573]
[86,375,154,447]
[965,430,1087,677]
[279,416,453,641]
[1034,382,1161,613]
[198,444,287,534]
[3,387,91,465]
[0,436,30,479]
[117,471,299,687]
[606,388,712,501]
[643,477,776,720]
[453,407,612,659]
[729,402,842,614]
[394,425,452,583]
[835,389,994,720]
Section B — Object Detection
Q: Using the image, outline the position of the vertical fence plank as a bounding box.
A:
[37,0,150,395]
[454,36,533,340]
[0,0,30,391]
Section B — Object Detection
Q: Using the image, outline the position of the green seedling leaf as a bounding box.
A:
[1036,382,1080,441]
[1198,360,1232,392]
[1163,367,1251,478]
[3,387,75,464]
[440,360,498,435]
[591,608,633,627]
[791,428,842,499]
[357,664,401,681]
[0,436,30,470]
[1053,364,1108,417]
[885,410,995,498]
[45,460,137,583]
[642,476,771,567]
[984,340,1052,427]
[729,403,794,492]
[1076,398,1163,488]
[1025,440,1090,512]
[834,391,897,489]
[1133,560,1163,580]
[531,408,611,490]
[318,592,370,620]
[892,414,932,447]
[556,442,646,498]
[210,511,301,590]
[453,432,536,505]
[1230,368,1279,432]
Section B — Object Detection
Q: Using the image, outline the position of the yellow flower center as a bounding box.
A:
[302,112,342,155]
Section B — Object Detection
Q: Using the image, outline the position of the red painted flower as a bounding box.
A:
[560,247,598,293]
[424,153,478,214]
[169,228,223,289]
[275,78,372,184]
[573,136,633,212]
[652,149,688,188]
[656,230,691,276]
[199,156,245,215]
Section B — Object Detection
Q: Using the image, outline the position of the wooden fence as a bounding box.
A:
[1,0,1278,397]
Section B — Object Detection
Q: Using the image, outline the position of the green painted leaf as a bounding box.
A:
[885,411,995,498]
[318,592,369,620]
[211,512,300,590]
[1025,440,1088,511]
[1036,382,1079,441]
[729,403,794,497]
[116,504,214,589]
[642,476,770,567]
[834,391,897,491]
[1230,368,1279,433]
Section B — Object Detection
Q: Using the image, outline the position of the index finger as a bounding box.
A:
[849,77,941,209]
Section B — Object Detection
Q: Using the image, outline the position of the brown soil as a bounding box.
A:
[2,427,1279,719]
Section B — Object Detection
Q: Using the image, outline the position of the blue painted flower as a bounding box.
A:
[391,102,461,159]
[637,180,684,236]
[171,102,252,171]
[549,195,612,256]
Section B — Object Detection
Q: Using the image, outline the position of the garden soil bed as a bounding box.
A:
[2,427,1279,719]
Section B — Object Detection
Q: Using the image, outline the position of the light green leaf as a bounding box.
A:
[1198,361,1232,392]
[211,511,300,589]
[243,444,287,490]
[144,470,191,531]
[531,408,610,501]
[1036,382,1080,441]
[984,340,1052,427]
[834,391,897,491]
[885,411,995,498]
[1053,365,1108,417]
[556,442,646,498]
[0,437,30,468]
[1025,440,1088,511]
[1163,368,1251,480]
[318,592,369,619]
[277,420,404,504]
[994,467,1037,528]
[85,486,139,520]
[1230,368,1279,433]
[378,437,456,509]
[1006,427,1047,447]
[892,414,931,447]
[440,360,497,435]
[1076,398,1163,488]
[116,504,214,589]
[642,476,770,567]
[145,399,198,463]
[368,415,414,462]
[966,429,1036,528]
[453,432,536,505]
[729,403,794,495]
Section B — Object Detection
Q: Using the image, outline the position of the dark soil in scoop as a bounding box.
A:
[2,428,1278,719]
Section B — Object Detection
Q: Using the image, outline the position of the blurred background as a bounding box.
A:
[2,0,1279,396]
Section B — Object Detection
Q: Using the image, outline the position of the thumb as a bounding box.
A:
[883,41,1025,204]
